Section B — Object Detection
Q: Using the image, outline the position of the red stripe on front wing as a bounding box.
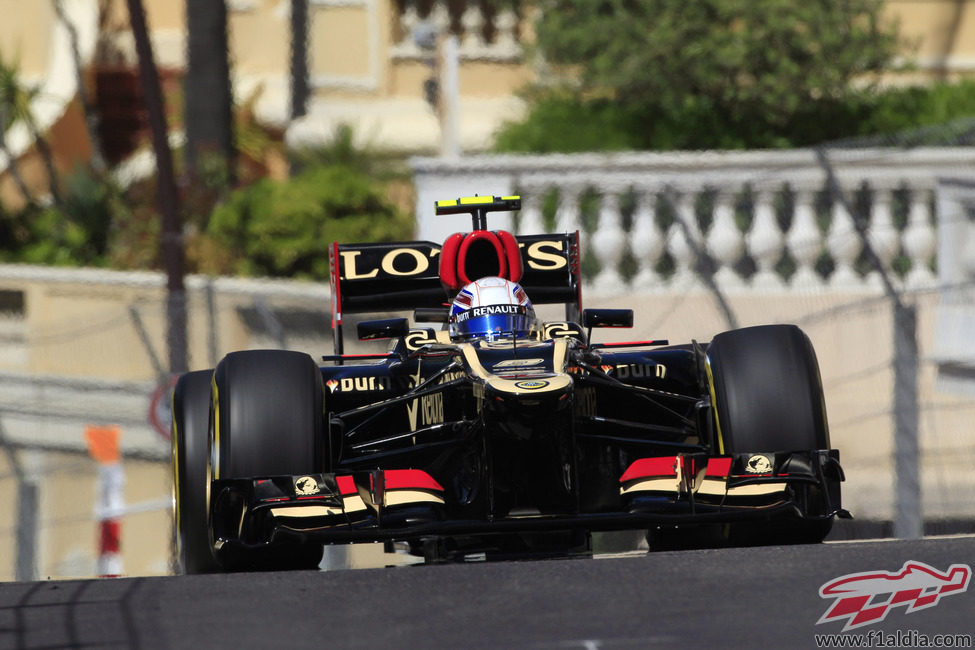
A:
[619,457,678,483]
[384,469,444,492]
[335,470,444,495]
[704,458,732,478]
[336,475,356,495]
[620,456,734,483]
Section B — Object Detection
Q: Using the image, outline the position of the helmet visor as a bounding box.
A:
[450,304,534,340]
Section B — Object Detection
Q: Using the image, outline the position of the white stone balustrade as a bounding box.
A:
[392,0,522,61]
[413,149,975,293]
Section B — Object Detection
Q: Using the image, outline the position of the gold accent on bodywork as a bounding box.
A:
[526,240,568,270]
[384,490,446,506]
[620,477,680,496]
[485,374,572,395]
[460,344,492,379]
[461,341,572,395]
[271,505,343,518]
[696,478,730,496]
[552,337,568,371]
[705,360,725,455]
[343,493,367,513]
[543,322,582,340]
[726,482,788,496]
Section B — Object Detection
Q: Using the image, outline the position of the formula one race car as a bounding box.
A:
[172,195,848,573]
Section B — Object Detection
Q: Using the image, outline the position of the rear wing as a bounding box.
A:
[329,232,582,355]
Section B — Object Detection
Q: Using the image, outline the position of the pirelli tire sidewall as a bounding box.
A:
[213,349,326,481]
[706,323,829,454]
[172,369,220,574]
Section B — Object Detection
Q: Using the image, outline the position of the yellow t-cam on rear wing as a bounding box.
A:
[435,195,522,230]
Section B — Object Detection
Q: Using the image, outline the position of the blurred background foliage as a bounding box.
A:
[0,63,411,279]
[201,163,411,279]
[497,0,975,151]
[495,79,975,151]
[3,0,975,276]
[195,122,412,279]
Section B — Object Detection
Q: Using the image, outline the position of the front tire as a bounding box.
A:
[707,324,829,454]
[211,350,327,570]
[706,324,833,544]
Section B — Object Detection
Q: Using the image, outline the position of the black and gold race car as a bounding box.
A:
[172,195,847,573]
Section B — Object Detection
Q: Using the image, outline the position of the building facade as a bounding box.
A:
[3,1,975,205]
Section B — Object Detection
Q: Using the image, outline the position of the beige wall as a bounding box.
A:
[24,281,167,380]
[0,1,53,78]
[887,0,975,68]
[227,2,289,77]
[310,7,376,79]
[0,269,329,381]
[102,0,184,33]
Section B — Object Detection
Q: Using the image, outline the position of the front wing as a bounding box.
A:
[209,450,846,550]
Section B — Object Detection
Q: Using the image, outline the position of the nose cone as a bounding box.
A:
[484,373,572,397]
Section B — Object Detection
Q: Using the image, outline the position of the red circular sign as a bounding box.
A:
[149,375,179,441]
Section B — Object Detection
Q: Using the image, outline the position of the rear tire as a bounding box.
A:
[211,350,327,570]
[172,369,220,574]
[706,324,832,544]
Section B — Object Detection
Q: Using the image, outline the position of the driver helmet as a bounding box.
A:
[449,276,537,341]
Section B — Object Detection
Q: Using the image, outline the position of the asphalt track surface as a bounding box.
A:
[1,536,972,649]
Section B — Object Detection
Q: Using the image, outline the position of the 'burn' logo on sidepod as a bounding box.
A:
[817,560,971,631]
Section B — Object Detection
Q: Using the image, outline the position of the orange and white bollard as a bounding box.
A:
[85,425,124,578]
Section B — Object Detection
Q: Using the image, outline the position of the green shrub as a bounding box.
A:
[0,166,124,266]
[207,164,412,279]
[494,91,647,152]
[496,80,975,152]
[498,2,975,152]
[504,0,902,152]
[855,80,975,142]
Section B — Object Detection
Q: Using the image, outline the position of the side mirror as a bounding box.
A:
[357,318,410,341]
[582,309,633,329]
